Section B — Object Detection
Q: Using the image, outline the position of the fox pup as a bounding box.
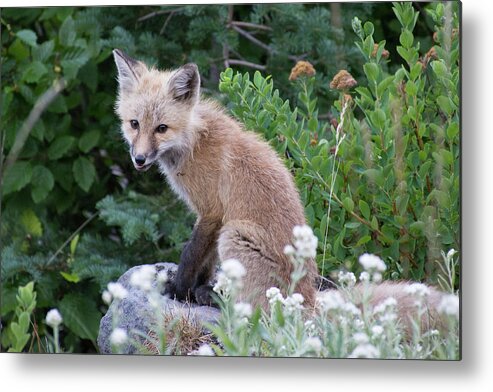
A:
[113,49,318,309]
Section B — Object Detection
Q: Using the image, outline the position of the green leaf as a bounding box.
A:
[47,136,75,160]
[78,130,100,153]
[446,122,459,140]
[345,222,361,229]
[356,235,371,247]
[359,200,371,220]
[363,21,374,36]
[431,60,448,78]
[371,108,386,129]
[343,197,355,213]
[31,165,55,203]
[2,161,33,195]
[59,16,76,47]
[32,40,55,62]
[60,272,81,283]
[59,293,100,341]
[16,29,37,47]
[22,61,48,83]
[363,63,379,83]
[73,157,96,192]
[21,209,43,237]
[399,29,414,48]
[70,233,80,255]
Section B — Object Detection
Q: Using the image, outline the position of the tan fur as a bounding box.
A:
[113,51,317,309]
[321,281,448,336]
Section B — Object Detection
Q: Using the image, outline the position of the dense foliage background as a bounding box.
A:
[0,2,459,353]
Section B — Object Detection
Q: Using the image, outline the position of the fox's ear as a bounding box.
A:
[168,63,200,103]
[113,49,146,93]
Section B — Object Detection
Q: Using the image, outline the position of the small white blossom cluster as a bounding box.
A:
[438,293,459,318]
[45,309,63,328]
[372,297,398,324]
[305,337,323,355]
[109,327,128,346]
[284,225,318,259]
[371,325,384,338]
[102,282,128,305]
[266,287,284,306]
[283,293,305,315]
[234,302,253,326]
[352,332,369,345]
[404,282,431,307]
[404,282,430,298]
[338,271,356,287]
[265,287,305,315]
[358,253,386,282]
[130,265,156,291]
[213,259,246,296]
[316,290,345,312]
[349,343,380,359]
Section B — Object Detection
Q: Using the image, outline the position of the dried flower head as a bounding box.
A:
[289,60,316,81]
[371,43,390,59]
[330,70,357,90]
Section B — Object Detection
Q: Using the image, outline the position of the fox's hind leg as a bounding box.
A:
[217,220,316,310]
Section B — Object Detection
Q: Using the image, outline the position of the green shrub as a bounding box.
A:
[218,1,459,286]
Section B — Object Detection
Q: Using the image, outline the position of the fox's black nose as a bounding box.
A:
[135,155,146,166]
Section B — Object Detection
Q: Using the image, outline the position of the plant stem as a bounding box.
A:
[46,211,99,266]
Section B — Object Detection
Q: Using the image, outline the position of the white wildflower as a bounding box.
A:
[353,332,369,345]
[359,253,386,272]
[221,259,246,280]
[338,271,356,287]
[447,249,457,259]
[304,320,316,333]
[213,259,246,295]
[130,265,156,291]
[373,297,397,314]
[438,294,459,318]
[110,328,128,346]
[372,272,382,283]
[359,271,370,282]
[196,344,215,356]
[102,290,112,305]
[371,325,384,337]
[283,245,296,256]
[266,287,284,305]
[213,272,230,294]
[107,282,128,300]
[353,319,365,330]
[405,282,430,296]
[349,343,380,359]
[342,302,361,316]
[234,302,252,318]
[305,337,322,354]
[316,290,345,312]
[283,293,304,314]
[430,329,440,336]
[292,225,318,259]
[45,309,63,328]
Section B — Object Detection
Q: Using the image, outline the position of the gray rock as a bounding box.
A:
[98,262,221,354]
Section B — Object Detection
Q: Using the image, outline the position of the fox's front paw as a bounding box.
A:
[194,285,216,307]
[163,280,192,303]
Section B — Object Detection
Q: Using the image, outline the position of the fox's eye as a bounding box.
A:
[130,120,139,130]
[156,124,168,133]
